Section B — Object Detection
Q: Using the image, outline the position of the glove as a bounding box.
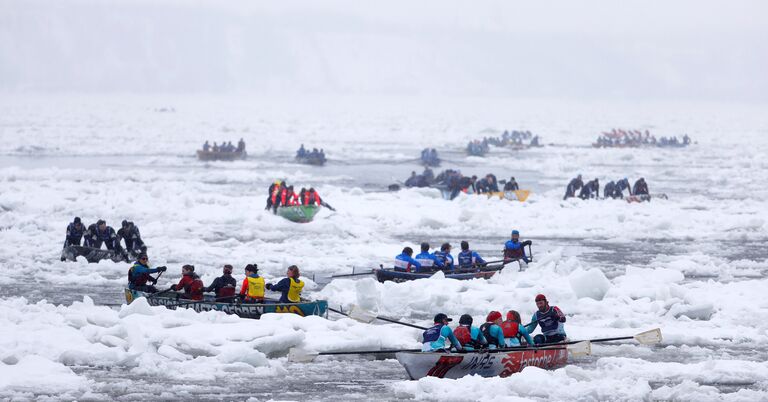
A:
[170,285,177,291]
[265,283,272,290]
[149,277,157,285]
[157,266,167,272]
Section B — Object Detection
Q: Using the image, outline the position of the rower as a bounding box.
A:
[503,230,531,263]
[170,265,204,301]
[266,265,304,303]
[563,174,583,200]
[204,264,237,302]
[421,313,463,352]
[501,310,535,347]
[127,253,166,293]
[414,242,444,272]
[526,294,567,344]
[433,243,454,271]
[457,241,486,269]
[239,264,265,303]
[479,311,506,349]
[394,247,421,272]
[453,314,488,351]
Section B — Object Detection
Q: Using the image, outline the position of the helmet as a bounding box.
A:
[459,314,473,326]
[511,230,519,236]
[74,217,81,224]
[535,294,547,302]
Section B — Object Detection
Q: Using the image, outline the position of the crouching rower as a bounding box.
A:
[266,265,304,303]
[204,264,237,302]
[526,294,567,344]
[453,314,488,351]
[394,247,421,272]
[501,310,535,347]
[422,313,463,352]
[128,254,166,293]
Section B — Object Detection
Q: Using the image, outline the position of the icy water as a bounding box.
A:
[1,97,767,401]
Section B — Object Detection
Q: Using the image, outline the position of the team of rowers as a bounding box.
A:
[395,230,531,272]
[127,253,305,304]
[423,294,567,351]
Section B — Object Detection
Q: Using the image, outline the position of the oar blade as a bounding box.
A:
[634,328,662,345]
[347,304,378,324]
[288,348,318,363]
[567,341,591,357]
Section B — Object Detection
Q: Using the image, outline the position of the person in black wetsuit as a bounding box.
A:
[563,174,583,200]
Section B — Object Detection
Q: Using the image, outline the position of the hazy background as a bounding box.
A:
[1,0,766,102]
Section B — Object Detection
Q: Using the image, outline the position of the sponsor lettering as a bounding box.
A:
[459,353,496,371]
[499,350,567,377]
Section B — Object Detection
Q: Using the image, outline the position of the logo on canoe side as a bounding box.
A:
[500,349,567,377]
[427,356,464,378]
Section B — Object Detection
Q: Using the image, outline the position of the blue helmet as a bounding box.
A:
[511,230,519,236]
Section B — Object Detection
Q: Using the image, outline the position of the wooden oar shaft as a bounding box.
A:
[319,348,421,356]
[330,271,374,278]
[375,316,428,330]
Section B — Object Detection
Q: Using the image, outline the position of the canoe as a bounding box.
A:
[296,155,326,166]
[439,189,531,202]
[396,348,568,379]
[277,205,321,223]
[374,267,500,283]
[485,190,531,202]
[61,245,129,263]
[124,289,328,319]
[196,150,247,161]
[625,193,667,203]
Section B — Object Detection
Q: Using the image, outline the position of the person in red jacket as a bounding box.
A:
[170,265,204,300]
[304,187,321,206]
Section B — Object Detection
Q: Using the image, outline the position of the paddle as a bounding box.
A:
[329,305,428,330]
[571,328,662,346]
[329,271,374,279]
[167,295,240,307]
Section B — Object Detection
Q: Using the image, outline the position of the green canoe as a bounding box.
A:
[277,205,321,223]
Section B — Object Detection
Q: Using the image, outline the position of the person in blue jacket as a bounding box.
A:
[433,243,454,271]
[457,241,486,269]
[421,313,463,352]
[394,247,421,272]
[127,253,166,293]
[503,230,531,263]
[414,242,444,272]
[453,314,488,351]
[480,311,506,349]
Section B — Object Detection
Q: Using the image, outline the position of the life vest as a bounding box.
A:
[534,306,564,335]
[501,321,519,339]
[287,277,304,303]
[504,241,524,260]
[270,186,281,204]
[188,275,204,300]
[128,263,151,286]
[422,323,444,344]
[306,191,321,206]
[280,188,288,205]
[394,255,413,272]
[217,276,236,297]
[480,323,504,347]
[246,276,265,300]
[457,250,477,268]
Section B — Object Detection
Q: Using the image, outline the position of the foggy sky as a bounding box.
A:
[0,0,765,101]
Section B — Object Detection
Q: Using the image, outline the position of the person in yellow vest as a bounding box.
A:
[238,264,265,303]
[266,265,304,303]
